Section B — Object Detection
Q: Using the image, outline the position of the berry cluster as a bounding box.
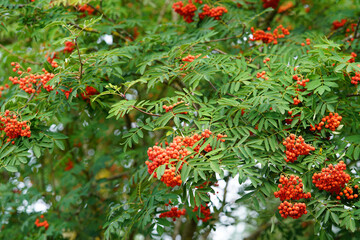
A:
[278,201,307,219]
[173,1,197,23]
[45,52,59,68]
[57,88,73,99]
[250,25,290,45]
[278,1,294,13]
[80,86,99,101]
[0,110,31,144]
[145,130,226,187]
[173,1,227,23]
[332,19,347,30]
[348,52,357,63]
[274,175,311,201]
[65,160,74,171]
[0,84,10,97]
[256,71,268,80]
[78,4,99,17]
[293,97,301,105]
[159,207,186,221]
[351,66,360,85]
[9,64,55,93]
[337,185,359,200]
[312,161,351,195]
[180,54,202,70]
[263,57,270,64]
[293,75,309,87]
[63,41,75,54]
[309,112,342,131]
[283,134,315,163]
[301,38,311,46]
[199,5,228,20]
[193,204,212,222]
[262,0,279,9]
[35,215,49,230]
[163,101,185,112]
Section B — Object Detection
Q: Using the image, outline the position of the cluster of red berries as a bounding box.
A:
[274,175,311,201]
[250,25,290,45]
[172,1,198,23]
[63,41,75,54]
[65,160,74,171]
[159,207,186,221]
[278,201,307,219]
[309,112,342,131]
[332,19,347,30]
[9,64,55,93]
[163,101,187,114]
[346,23,357,35]
[199,5,228,20]
[348,52,357,63]
[57,88,73,99]
[301,38,311,46]
[282,134,315,163]
[351,66,360,85]
[180,54,202,70]
[336,185,359,200]
[193,204,212,222]
[292,97,301,105]
[0,84,10,97]
[80,86,99,101]
[312,161,351,195]
[45,52,59,68]
[145,130,226,187]
[173,1,227,23]
[78,4,98,17]
[0,110,31,144]
[293,75,309,87]
[262,0,279,9]
[277,1,294,13]
[256,71,268,80]
[35,215,49,230]
[263,57,270,64]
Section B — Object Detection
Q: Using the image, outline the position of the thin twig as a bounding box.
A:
[347,93,360,97]
[0,44,42,65]
[213,48,227,55]
[98,172,128,181]
[20,83,42,114]
[353,17,360,39]
[74,37,83,80]
[157,0,171,24]
[120,93,161,117]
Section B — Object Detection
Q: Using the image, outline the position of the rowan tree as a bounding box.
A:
[0,0,360,239]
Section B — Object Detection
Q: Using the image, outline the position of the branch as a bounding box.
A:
[0,44,42,65]
[120,93,162,117]
[74,37,83,80]
[97,172,128,181]
[157,0,171,24]
[20,83,42,114]
[353,17,360,39]
[347,93,360,97]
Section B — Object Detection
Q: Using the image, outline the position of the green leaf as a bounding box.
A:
[4,165,18,172]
